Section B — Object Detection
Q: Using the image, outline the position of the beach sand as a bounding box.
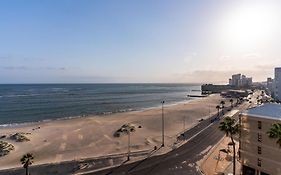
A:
[0,94,229,170]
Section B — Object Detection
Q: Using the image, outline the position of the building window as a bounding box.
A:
[258,121,262,129]
[258,146,262,154]
[257,158,261,167]
[258,133,262,142]
[242,165,255,175]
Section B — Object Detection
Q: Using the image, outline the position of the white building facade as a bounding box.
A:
[240,104,281,175]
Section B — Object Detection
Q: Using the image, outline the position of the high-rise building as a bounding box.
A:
[266,78,274,97]
[232,74,242,87]
[229,74,252,87]
[229,78,232,85]
[240,104,281,175]
[274,68,281,101]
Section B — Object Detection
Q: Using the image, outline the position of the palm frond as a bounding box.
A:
[219,117,239,137]
[267,123,281,148]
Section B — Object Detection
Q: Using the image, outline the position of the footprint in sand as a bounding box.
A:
[78,134,83,140]
[74,128,81,132]
[62,135,68,141]
[95,120,101,124]
[55,154,63,161]
[103,134,113,141]
[89,142,96,147]
[59,143,66,151]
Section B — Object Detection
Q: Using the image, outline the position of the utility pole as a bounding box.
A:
[127,131,130,161]
[161,100,165,147]
[209,104,211,118]
[183,116,185,131]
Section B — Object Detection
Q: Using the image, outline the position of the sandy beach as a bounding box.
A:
[0,94,228,170]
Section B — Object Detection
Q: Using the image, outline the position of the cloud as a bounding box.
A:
[44,67,66,71]
[255,64,275,70]
[219,55,231,61]
[1,66,28,70]
[184,52,197,63]
[182,70,233,84]
[243,53,262,59]
[0,56,11,60]
[0,55,47,61]
[0,66,66,71]
[180,68,274,84]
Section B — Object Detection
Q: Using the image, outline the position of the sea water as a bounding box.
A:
[0,84,201,125]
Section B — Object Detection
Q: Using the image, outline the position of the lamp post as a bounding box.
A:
[127,130,131,161]
[161,100,165,147]
[123,124,140,161]
[238,113,242,160]
[183,116,186,131]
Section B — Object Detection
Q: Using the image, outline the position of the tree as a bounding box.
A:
[216,105,221,117]
[236,97,239,105]
[121,124,136,160]
[219,117,239,175]
[267,123,281,148]
[20,153,34,175]
[230,99,234,108]
[220,101,225,115]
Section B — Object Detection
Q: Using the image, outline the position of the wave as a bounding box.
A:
[0,115,85,128]
[50,88,69,92]
[0,84,202,126]
[2,94,42,98]
[0,98,199,128]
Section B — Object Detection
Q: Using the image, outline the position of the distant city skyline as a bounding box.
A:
[1,0,281,83]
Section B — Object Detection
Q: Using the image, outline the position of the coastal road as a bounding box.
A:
[0,93,257,175]
[88,122,223,175]
[85,95,256,175]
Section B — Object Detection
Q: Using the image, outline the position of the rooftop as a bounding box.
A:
[243,103,281,120]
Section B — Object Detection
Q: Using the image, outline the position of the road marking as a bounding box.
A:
[185,123,213,143]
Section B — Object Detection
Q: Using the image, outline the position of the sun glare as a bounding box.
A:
[221,3,279,48]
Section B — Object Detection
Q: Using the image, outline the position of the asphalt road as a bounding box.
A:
[88,97,255,175]
[0,92,257,175]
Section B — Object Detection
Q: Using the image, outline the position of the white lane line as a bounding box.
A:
[185,123,213,143]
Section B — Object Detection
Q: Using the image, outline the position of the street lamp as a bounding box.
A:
[161,100,165,147]
[122,124,140,161]
[183,116,186,131]
[127,129,131,161]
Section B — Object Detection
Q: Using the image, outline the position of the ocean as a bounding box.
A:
[0,84,201,126]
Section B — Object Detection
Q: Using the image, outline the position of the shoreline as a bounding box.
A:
[0,96,201,128]
[0,94,227,170]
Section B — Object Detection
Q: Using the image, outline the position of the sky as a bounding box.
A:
[1,0,281,84]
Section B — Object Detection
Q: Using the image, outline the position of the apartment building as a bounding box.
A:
[274,68,281,101]
[229,74,252,88]
[240,103,281,175]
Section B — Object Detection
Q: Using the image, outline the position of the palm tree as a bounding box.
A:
[216,105,221,117]
[220,100,225,115]
[219,117,239,175]
[121,124,136,160]
[267,123,281,148]
[236,97,240,105]
[20,153,34,175]
[230,99,234,108]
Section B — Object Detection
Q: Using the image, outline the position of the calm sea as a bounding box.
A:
[0,84,201,125]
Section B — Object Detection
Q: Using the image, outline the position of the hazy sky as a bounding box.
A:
[1,0,281,83]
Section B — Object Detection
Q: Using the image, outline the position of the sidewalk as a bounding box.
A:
[200,136,241,175]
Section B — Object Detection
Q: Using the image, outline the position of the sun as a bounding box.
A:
[221,3,278,48]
